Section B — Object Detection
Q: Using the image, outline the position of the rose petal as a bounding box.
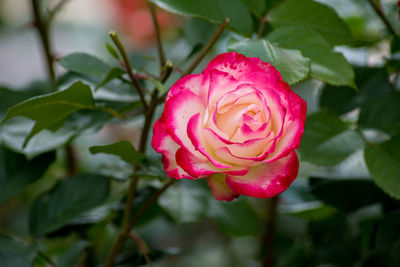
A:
[151,119,192,179]
[162,90,206,159]
[204,52,265,80]
[226,151,299,198]
[207,174,239,201]
[166,73,208,102]
[175,147,217,178]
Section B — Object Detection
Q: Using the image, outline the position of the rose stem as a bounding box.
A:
[367,0,397,36]
[109,31,149,110]
[257,16,268,38]
[103,47,174,267]
[262,196,278,267]
[149,3,166,69]
[128,231,153,267]
[181,18,230,77]
[31,0,56,86]
[31,0,78,176]
[47,0,71,25]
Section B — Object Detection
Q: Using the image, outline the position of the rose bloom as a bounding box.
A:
[152,52,307,201]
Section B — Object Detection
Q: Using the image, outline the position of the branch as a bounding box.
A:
[262,196,279,267]
[128,231,153,267]
[109,31,149,110]
[128,179,176,229]
[181,18,230,77]
[149,3,166,68]
[31,0,56,85]
[47,0,71,24]
[368,0,397,36]
[257,16,268,38]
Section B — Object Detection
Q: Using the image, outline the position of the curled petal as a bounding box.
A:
[204,52,265,80]
[166,73,209,102]
[226,151,299,198]
[151,119,192,179]
[207,174,239,202]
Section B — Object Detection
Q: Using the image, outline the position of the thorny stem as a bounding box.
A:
[149,3,166,68]
[181,18,230,77]
[262,196,279,267]
[109,31,149,110]
[103,62,174,267]
[31,0,56,85]
[368,0,397,36]
[128,231,153,267]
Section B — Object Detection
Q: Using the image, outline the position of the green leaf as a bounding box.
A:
[299,110,364,165]
[1,82,95,146]
[0,81,52,120]
[227,38,310,85]
[280,201,337,221]
[57,240,90,267]
[0,146,55,204]
[267,26,355,87]
[89,140,145,165]
[29,174,110,236]
[240,0,265,17]
[96,67,125,90]
[106,42,120,60]
[58,53,110,77]
[268,0,352,46]
[0,236,37,263]
[149,78,166,94]
[1,109,110,159]
[309,178,391,212]
[320,67,392,115]
[158,180,209,223]
[364,136,400,199]
[208,198,258,237]
[150,0,253,36]
[358,92,400,135]
[184,19,218,46]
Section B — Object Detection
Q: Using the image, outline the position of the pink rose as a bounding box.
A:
[151,52,307,201]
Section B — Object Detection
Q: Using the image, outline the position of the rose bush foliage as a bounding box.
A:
[152,52,307,201]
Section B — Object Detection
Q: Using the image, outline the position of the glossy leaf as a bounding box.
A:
[358,92,400,135]
[227,38,310,85]
[96,67,125,90]
[1,82,95,146]
[0,146,55,204]
[29,174,110,236]
[309,178,391,212]
[299,110,364,165]
[268,26,355,87]
[158,180,209,223]
[150,0,253,36]
[268,0,352,45]
[89,140,145,165]
[208,198,258,237]
[58,53,110,77]
[241,0,265,17]
[57,240,90,267]
[0,236,37,264]
[364,136,400,199]
[320,67,391,115]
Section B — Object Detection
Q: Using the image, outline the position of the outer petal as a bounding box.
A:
[175,147,217,178]
[226,151,299,198]
[151,119,192,179]
[166,73,209,102]
[207,174,239,201]
[162,90,206,159]
[203,52,264,80]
